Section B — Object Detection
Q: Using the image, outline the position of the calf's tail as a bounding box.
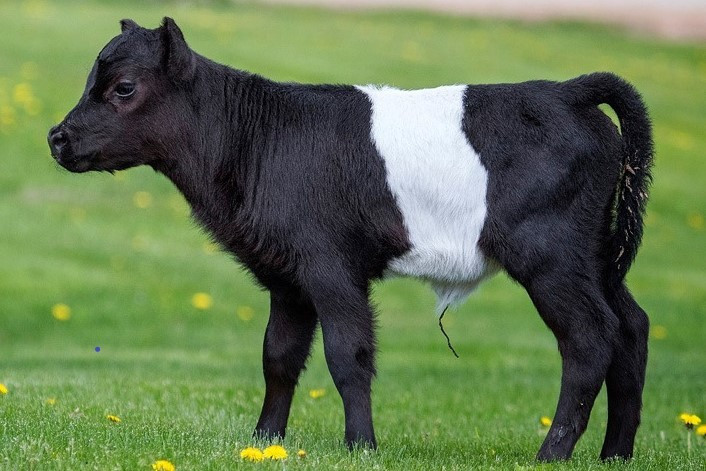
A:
[563,72,654,287]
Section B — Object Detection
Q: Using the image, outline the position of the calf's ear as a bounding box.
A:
[160,17,195,82]
[120,19,139,32]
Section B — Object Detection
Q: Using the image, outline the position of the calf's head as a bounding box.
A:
[48,18,196,173]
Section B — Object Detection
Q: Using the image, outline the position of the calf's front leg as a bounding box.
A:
[304,274,377,449]
[305,263,377,448]
[254,288,317,440]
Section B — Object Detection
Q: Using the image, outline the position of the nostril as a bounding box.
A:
[49,129,68,153]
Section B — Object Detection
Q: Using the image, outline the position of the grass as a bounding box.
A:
[1,0,705,469]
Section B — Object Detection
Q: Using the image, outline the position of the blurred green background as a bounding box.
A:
[0,0,704,469]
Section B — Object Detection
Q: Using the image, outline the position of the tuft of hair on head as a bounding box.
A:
[120,19,140,33]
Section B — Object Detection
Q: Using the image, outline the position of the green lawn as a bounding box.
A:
[1,0,705,469]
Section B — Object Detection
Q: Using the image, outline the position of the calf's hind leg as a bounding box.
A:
[600,283,649,460]
[525,271,619,461]
[254,288,318,440]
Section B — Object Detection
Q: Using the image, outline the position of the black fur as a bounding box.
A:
[48,18,653,461]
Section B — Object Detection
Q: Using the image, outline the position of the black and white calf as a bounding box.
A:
[48,18,653,461]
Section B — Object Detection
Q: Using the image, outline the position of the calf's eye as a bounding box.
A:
[114,81,136,99]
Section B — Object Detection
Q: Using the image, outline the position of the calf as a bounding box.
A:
[48,18,653,461]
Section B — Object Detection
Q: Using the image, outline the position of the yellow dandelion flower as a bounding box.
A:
[152,459,175,471]
[644,211,657,227]
[696,425,706,437]
[540,416,552,427]
[670,130,695,151]
[23,0,49,17]
[202,241,220,254]
[297,449,307,458]
[0,383,8,395]
[401,40,424,63]
[51,303,71,321]
[168,194,189,217]
[239,447,264,462]
[0,105,15,127]
[263,445,287,460]
[13,83,34,105]
[191,292,213,310]
[687,213,704,230]
[46,397,56,405]
[106,414,121,423]
[679,413,701,428]
[236,305,254,321]
[133,191,153,209]
[309,388,326,399]
[651,325,667,340]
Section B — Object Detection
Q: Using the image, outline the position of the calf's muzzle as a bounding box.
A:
[48,124,68,158]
